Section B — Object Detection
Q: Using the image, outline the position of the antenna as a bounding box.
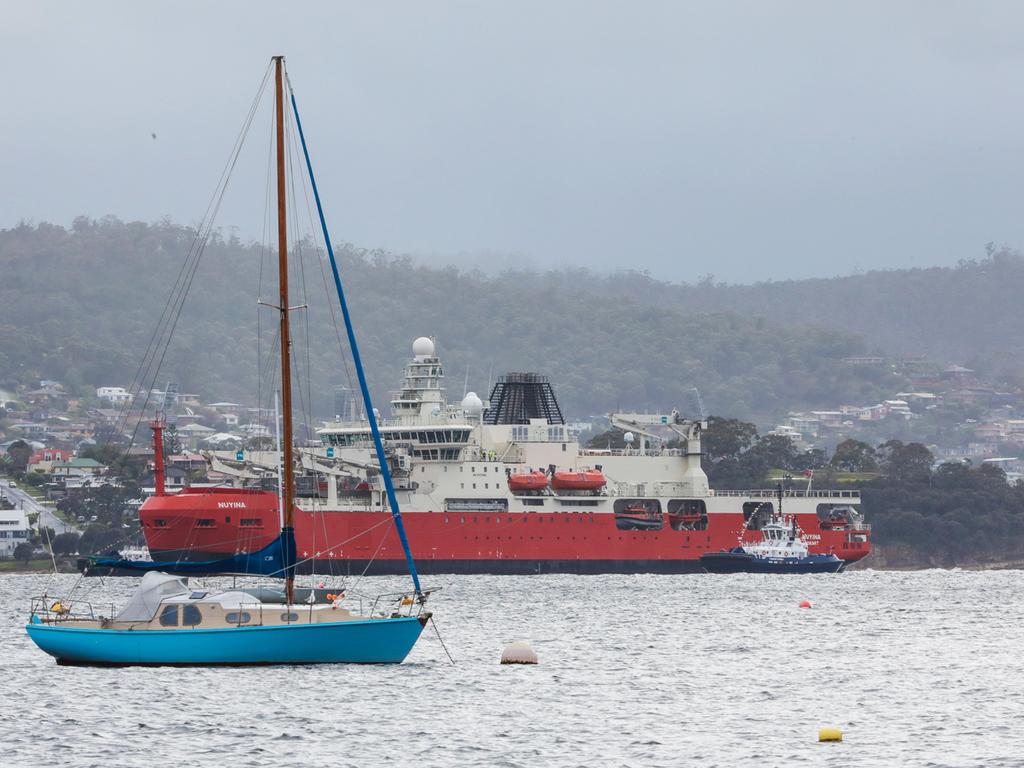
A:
[463,365,470,398]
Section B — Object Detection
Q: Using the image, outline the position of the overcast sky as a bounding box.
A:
[3,2,1024,283]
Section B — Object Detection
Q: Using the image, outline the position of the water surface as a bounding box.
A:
[1,570,1020,767]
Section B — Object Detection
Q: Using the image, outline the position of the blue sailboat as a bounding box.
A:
[26,56,432,665]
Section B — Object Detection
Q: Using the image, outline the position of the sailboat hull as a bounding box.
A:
[25,616,426,666]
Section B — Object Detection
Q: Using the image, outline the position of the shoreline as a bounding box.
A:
[2,559,1023,575]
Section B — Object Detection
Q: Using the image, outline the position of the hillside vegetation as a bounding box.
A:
[0,218,901,421]
[542,246,1024,383]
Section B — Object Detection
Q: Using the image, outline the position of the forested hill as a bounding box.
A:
[0,218,903,421]
[538,248,1024,383]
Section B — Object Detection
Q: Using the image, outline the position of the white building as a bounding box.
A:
[96,386,133,405]
[0,506,31,558]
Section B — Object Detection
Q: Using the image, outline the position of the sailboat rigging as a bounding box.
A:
[26,56,432,665]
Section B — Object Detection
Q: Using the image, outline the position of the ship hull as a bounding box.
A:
[138,489,870,576]
[699,551,845,574]
[26,615,426,666]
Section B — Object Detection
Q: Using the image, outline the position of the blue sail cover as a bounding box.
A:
[84,529,296,578]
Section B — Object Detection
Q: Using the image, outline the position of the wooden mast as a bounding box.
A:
[273,55,296,605]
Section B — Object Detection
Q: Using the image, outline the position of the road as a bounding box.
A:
[0,480,78,535]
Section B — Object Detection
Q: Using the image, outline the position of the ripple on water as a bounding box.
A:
[1,570,1022,766]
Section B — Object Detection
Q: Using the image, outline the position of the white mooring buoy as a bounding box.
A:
[501,640,538,665]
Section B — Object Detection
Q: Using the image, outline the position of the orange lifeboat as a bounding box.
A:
[550,469,606,492]
[507,471,549,493]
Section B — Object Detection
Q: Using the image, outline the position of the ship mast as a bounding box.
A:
[273,55,297,606]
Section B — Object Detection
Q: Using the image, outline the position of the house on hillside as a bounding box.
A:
[0,506,31,559]
[176,423,216,450]
[50,458,106,478]
[96,386,134,405]
[27,448,73,474]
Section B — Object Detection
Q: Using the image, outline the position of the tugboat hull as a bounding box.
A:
[699,551,844,574]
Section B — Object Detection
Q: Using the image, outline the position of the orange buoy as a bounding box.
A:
[799,600,812,608]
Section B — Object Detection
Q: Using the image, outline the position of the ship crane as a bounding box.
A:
[608,411,706,457]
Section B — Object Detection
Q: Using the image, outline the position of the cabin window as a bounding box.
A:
[182,605,203,626]
[159,605,179,627]
[226,611,252,625]
[196,518,216,528]
[240,518,262,527]
[280,612,299,623]
[522,498,545,507]
[155,519,167,527]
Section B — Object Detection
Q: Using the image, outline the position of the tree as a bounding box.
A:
[6,440,31,472]
[877,440,934,482]
[80,444,123,466]
[744,434,799,471]
[13,542,33,565]
[831,439,878,472]
[164,425,183,456]
[702,417,758,463]
[586,428,627,450]
[792,448,828,473]
[33,526,55,548]
[51,532,81,555]
[78,525,123,555]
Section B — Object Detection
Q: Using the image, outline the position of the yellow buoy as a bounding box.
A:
[818,727,843,742]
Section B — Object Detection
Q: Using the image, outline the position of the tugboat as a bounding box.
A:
[700,483,844,574]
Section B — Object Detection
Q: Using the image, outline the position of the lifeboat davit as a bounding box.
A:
[550,470,606,492]
[507,471,549,493]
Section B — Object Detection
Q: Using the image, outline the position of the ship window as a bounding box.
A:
[159,605,179,627]
[226,611,252,625]
[280,612,299,623]
[523,498,544,506]
[224,516,231,524]
[183,605,203,626]
[196,518,216,527]
[742,502,773,531]
[668,500,708,531]
[240,518,262,526]
[155,519,166,527]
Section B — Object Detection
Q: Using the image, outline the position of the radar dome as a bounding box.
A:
[623,431,635,444]
[412,336,435,357]
[461,391,484,416]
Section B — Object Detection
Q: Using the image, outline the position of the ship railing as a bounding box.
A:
[29,596,113,623]
[363,589,435,620]
[580,448,686,457]
[712,489,861,500]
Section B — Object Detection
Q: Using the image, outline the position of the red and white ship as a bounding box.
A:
[140,337,871,574]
